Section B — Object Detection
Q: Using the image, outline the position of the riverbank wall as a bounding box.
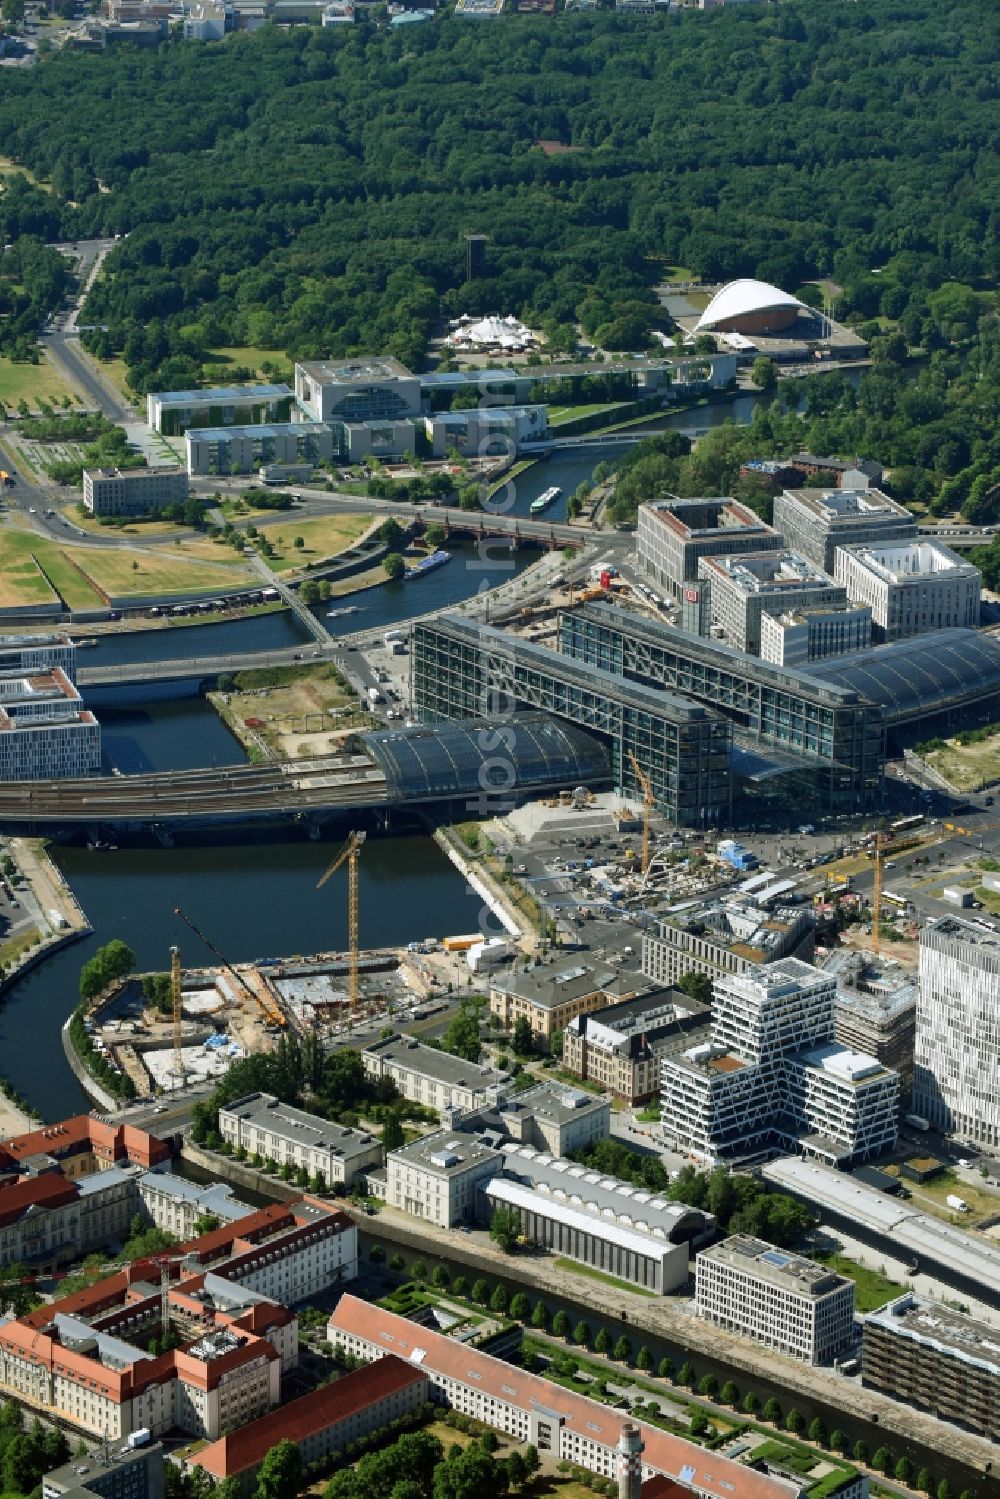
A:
[433,826,524,942]
[180,1140,302,1201]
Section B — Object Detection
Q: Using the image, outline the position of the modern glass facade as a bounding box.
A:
[411,615,732,827]
[560,603,885,815]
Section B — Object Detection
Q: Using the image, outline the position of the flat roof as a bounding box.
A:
[700,1234,851,1298]
[297,356,414,383]
[220,1093,376,1160]
[761,1156,1000,1299]
[779,486,912,522]
[390,1131,500,1177]
[840,539,979,582]
[865,1293,1000,1374]
[921,912,1000,955]
[500,1081,608,1125]
[642,497,774,539]
[186,421,330,442]
[149,384,292,407]
[363,1033,507,1092]
[701,551,835,593]
[796,1042,888,1085]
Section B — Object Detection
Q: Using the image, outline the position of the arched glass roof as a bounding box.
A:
[805,629,1000,722]
[362,713,611,801]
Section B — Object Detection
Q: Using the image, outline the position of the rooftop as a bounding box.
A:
[823,950,917,1024]
[566,985,707,1049]
[148,384,292,407]
[796,1042,889,1085]
[780,486,912,523]
[390,1131,500,1177]
[363,1033,508,1093]
[489,962,620,1010]
[921,912,1000,955]
[865,1293,1000,1374]
[296,356,414,384]
[186,421,330,442]
[805,628,1000,723]
[643,498,774,540]
[695,280,806,333]
[139,1170,254,1222]
[219,1093,376,1160]
[700,1234,851,1298]
[839,539,979,583]
[84,467,183,481]
[656,895,812,963]
[499,1081,608,1125]
[701,551,835,594]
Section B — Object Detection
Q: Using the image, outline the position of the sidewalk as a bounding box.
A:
[10,836,90,934]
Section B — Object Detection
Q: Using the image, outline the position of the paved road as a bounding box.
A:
[43,331,133,422]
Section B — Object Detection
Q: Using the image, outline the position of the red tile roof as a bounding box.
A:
[193,1355,428,1478]
[0,1172,79,1227]
[328,1297,798,1499]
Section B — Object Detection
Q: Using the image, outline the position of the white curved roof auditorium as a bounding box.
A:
[696,279,807,335]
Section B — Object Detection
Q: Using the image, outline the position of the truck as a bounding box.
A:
[904,1112,930,1132]
[946,1194,970,1213]
[367,686,384,705]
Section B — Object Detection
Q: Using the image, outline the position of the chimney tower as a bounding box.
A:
[617,1422,645,1499]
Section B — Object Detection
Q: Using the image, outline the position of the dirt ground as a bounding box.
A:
[212,665,365,760]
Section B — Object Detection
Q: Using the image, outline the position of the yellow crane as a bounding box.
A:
[174,906,285,1030]
[627,751,654,874]
[317,830,367,1011]
[170,944,184,1083]
[871,831,886,957]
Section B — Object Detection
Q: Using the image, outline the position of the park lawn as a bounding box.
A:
[904,1166,1000,1221]
[256,511,374,571]
[0,546,59,608]
[202,345,292,379]
[61,505,200,539]
[809,1251,903,1313]
[0,526,103,608]
[552,1257,656,1298]
[94,357,134,402]
[548,403,621,424]
[0,354,78,409]
[81,544,251,597]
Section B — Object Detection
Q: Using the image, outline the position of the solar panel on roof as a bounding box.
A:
[760,1250,792,1267]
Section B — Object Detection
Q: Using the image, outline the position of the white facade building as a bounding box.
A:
[83,468,189,518]
[362,1034,507,1113]
[695,1235,855,1364]
[834,539,981,642]
[218,1094,380,1187]
[660,959,899,1165]
[384,1132,500,1228]
[138,1171,253,1238]
[913,916,1000,1148]
[0,668,100,780]
[773,487,917,574]
[760,605,872,667]
[0,634,77,682]
[295,357,422,424]
[698,551,846,656]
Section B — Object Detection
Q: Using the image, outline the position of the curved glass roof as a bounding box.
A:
[806,629,1000,722]
[696,278,804,331]
[362,713,611,801]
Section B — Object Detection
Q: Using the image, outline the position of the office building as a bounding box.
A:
[0,668,100,780]
[185,421,334,477]
[636,499,780,598]
[362,1034,507,1113]
[218,1094,381,1187]
[772,488,916,574]
[43,1440,164,1499]
[82,468,189,519]
[560,603,885,817]
[489,963,646,1052]
[411,614,733,828]
[295,357,422,424]
[834,539,981,642]
[641,896,814,989]
[485,1143,710,1294]
[913,916,1000,1148]
[182,2,227,38]
[0,633,77,682]
[191,1356,430,1494]
[861,1293,1000,1440]
[424,404,547,459]
[382,1131,500,1227]
[146,385,293,435]
[493,1082,611,1157]
[698,552,846,656]
[328,1295,803,1499]
[825,950,917,1095]
[760,605,872,667]
[336,419,416,464]
[562,986,711,1102]
[695,1235,855,1364]
[659,959,899,1165]
[137,1172,253,1239]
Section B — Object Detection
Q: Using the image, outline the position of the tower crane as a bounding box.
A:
[170,944,184,1084]
[317,830,367,1012]
[173,906,285,1029]
[871,830,886,958]
[627,752,654,875]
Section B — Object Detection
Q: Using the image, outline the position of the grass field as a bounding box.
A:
[256,511,374,571]
[94,357,134,401]
[918,730,1000,792]
[552,1257,655,1298]
[0,549,59,608]
[202,345,292,378]
[548,403,621,424]
[904,1165,1000,1221]
[0,154,45,188]
[0,355,78,410]
[810,1251,904,1312]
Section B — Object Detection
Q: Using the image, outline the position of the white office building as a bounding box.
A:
[773,487,917,573]
[834,539,981,642]
[362,1034,507,1113]
[295,357,422,424]
[218,1094,381,1186]
[83,467,189,518]
[660,958,899,1165]
[0,668,100,780]
[695,1235,855,1364]
[146,384,293,435]
[760,605,872,667]
[913,916,1000,1148]
[698,551,846,656]
[0,634,77,682]
[383,1132,500,1228]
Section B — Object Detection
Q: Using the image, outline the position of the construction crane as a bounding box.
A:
[627,751,654,875]
[173,906,285,1029]
[170,944,184,1083]
[317,830,367,1011]
[871,830,886,957]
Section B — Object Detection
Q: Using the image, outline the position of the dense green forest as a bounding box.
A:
[0,0,997,396]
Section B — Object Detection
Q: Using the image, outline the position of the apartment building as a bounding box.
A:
[696,1235,855,1364]
[489,964,646,1051]
[660,959,899,1165]
[0,667,101,780]
[562,987,710,1102]
[191,1356,430,1495]
[383,1132,500,1228]
[772,487,916,574]
[861,1293,1000,1440]
[641,896,815,989]
[0,633,77,682]
[218,1093,381,1186]
[698,552,846,656]
[636,499,780,598]
[834,539,981,642]
[913,916,1000,1148]
[82,467,189,518]
[361,1034,507,1113]
[328,1295,804,1499]
[760,605,872,667]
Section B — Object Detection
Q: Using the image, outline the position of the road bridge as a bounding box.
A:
[78,646,328,689]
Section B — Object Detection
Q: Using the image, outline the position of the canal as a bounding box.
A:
[0,833,480,1122]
